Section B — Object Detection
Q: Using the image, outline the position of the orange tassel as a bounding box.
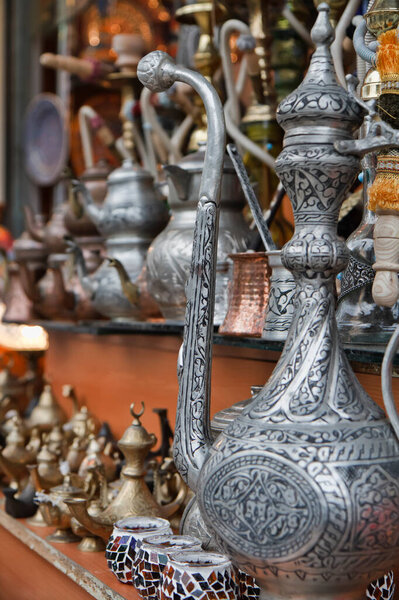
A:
[369,173,399,211]
[377,29,399,80]
[368,28,399,213]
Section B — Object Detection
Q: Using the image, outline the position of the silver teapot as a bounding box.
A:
[71,159,169,321]
[146,145,251,324]
[138,6,399,599]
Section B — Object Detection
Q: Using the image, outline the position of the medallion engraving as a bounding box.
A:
[201,452,327,562]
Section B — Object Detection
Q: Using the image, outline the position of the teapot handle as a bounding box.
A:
[382,323,399,440]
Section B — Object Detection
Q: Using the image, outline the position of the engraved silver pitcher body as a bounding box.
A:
[138,8,399,600]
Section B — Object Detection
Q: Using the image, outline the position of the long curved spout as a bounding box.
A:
[65,238,95,297]
[64,497,111,542]
[107,257,140,306]
[24,205,44,243]
[71,179,102,227]
[138,51,225,490]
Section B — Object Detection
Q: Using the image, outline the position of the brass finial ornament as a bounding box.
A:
[26,383,66,433]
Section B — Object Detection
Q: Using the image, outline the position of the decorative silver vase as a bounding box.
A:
[138,5,399,600]
[146,146,251,325]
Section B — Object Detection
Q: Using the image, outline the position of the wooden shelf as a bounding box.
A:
[0,501,137,600]
[31,318,399,376]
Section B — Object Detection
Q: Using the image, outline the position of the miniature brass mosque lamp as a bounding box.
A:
[65,403,186,542]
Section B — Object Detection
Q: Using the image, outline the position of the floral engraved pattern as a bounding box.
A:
[351,467,399,551]
[174,199,217,483]
[262,271,296,340]
[338,256,375,301]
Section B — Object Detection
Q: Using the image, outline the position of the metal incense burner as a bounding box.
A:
[138,5,399,600]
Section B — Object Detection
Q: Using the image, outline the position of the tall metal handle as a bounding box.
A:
[382,325,399,440]
[138,51,225,489]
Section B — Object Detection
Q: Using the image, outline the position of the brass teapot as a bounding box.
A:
[28,444,63,491]
[65,403,186,541]
[36,473,86,543]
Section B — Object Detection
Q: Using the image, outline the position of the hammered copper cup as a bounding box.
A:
[219,252,271,337]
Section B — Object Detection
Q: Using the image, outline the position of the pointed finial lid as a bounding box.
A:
[118,402,157,450]
[277,4,364,141]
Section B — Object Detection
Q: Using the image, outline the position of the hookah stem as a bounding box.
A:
[227,144,276,251]
[369,28,399,306]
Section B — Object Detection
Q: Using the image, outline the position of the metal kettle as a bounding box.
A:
[146,145,251,324]
[70,160,169,321]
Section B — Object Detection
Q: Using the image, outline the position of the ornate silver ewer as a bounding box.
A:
[138,5,399,599]
[145,145,251,324]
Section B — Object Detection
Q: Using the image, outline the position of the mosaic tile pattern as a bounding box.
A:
[105,518,172,585]
[133,536,203,599]
[159,560,239,600]
[236,569,260,600]
[367,572,395,600]
[105,532,137,584]
[133,546,166,599]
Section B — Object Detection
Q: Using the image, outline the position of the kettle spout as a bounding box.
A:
[163,165,191,202]
[64,497,111,542]
[62,385,79,417]
[159,477,188,519]
[27,463,45,492]
[65,237,95,297]
[24,205,45,243]
[107,257,140,306]
[71,179,102,227]
[138,51,225,490]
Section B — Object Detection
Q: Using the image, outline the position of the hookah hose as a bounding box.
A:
[368,28,399,306]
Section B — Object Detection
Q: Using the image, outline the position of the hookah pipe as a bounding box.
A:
[40,53,115,82]
[78,105,125,168]
[220,19,276,168]
[368,29,399,306]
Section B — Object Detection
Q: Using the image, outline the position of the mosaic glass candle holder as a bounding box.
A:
[105,516,172,584]
[236,568,261,600]
[133,534,202,599]
[367,571,395,600]
[159,551,239,600]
